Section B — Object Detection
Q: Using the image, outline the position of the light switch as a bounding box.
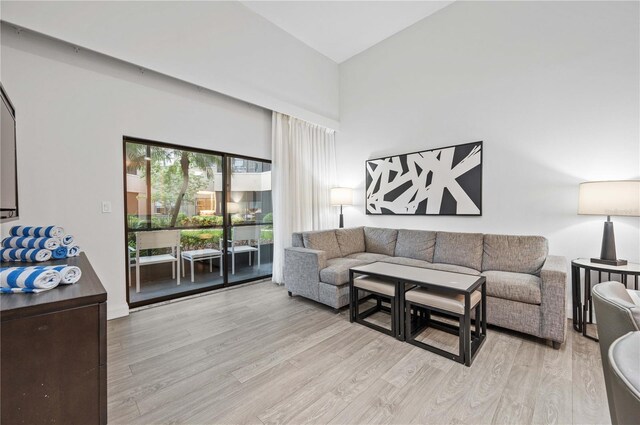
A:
[101,201,112,213]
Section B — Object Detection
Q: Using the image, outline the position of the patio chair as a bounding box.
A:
[227,225,260,275]
[133,230,181,293]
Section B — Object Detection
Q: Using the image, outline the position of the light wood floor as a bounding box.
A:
[107,282,610,425]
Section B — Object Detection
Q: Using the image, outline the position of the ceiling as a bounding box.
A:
[241,1,455,63]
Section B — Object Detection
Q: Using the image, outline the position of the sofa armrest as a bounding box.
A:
[284,247,327,302]
[540,255,568,342]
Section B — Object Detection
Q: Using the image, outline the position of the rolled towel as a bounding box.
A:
[2,236,60,250]
[1,248,52,262]
[51,246,68,259]
[67,245,81,257]
[10,225,64,239]
[33,265,82,284]
[0,267,61,293]
[61,234,74,246]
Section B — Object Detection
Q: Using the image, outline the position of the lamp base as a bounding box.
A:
[595,220,626,267]
[591,257,628,267]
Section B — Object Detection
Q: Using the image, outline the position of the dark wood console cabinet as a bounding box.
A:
[1,253,107,424]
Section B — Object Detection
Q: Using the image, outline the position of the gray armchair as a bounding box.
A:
[592,281,640,424]
[608,331,640,425]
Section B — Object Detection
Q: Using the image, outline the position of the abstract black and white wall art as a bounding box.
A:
[365,141,482,216]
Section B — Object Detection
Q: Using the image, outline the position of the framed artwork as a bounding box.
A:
[365,141,482,216]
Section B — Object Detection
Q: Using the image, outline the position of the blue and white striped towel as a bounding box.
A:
[0,267,62,293]
[32,265,82,284]
[2,236,60,250]
[0,248,52,262]
[51,246,68,260]
[10,225,64,239]
[67,245,81,257]
[61,234,74,246]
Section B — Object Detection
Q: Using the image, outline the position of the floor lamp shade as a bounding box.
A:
[331,187,353,228]
[578,180,640,266]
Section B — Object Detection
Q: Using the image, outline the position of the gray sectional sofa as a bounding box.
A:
[284,226,568,347]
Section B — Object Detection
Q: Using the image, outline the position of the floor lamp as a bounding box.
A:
[330,187,353,228]
[578,180,640,266]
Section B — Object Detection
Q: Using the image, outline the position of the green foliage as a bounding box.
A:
[127,226,273,256]
[180,229,223,250]
[127,215,175,229]
[231,214,245,225]
[263,212,273,223]
[180,215,224,227]
[260,228,273,241]
[150,159,207,216]
[127,213,250,230]
[125,142,223,226]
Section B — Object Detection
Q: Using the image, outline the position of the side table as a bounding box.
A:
[571,258,640,341]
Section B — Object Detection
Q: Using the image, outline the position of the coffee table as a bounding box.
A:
[349,262,487,363]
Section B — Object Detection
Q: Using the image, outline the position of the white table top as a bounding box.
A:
[572,258,640,273]
[350,261,483,292]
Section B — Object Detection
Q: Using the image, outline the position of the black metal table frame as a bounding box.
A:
[571,260,640,342]
[348,268,487,351]
[350,283,397,338]
[404,284,487,366]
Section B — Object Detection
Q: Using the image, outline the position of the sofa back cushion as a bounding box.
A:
[302,230,342,260]
[364,227,398,256]
[291,232,304,248]
[336,227,365,256]
[394,229,436,262]
[433,231,484,271]
[482,234,548,275]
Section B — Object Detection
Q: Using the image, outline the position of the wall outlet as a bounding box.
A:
[101,201,112,213]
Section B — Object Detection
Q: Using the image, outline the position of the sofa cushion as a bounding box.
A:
[336,227,366,257]
[482,234,548,275]
[428,263,481,276]
[381,256,432,268]
[364,227,398,256]
[394,229,436,262]
[482,270,542,305]
[433,231,483,271]
[319,258,368,286]
[303,230,342,260]
[380,257,480,275]
[291,232,304,248]
[346,252,390,262]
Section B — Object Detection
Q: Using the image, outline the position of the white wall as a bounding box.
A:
[0,24,272,319]
[0,1,339,128]
[338,1,640,306]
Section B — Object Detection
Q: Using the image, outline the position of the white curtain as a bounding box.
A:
[272,112,336,283]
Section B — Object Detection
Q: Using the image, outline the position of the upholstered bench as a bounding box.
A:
[405,287,484,366]
[350,275,397,337]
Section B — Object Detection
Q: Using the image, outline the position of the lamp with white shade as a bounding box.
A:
[578,180,640,266]
[330,187,353,228]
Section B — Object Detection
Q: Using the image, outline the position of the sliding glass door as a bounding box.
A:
[123,137,272,308]
[226,156,273,283]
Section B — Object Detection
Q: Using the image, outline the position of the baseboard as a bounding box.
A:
[107,303,130,320]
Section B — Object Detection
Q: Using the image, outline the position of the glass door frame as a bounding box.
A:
[122,136,272,309]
